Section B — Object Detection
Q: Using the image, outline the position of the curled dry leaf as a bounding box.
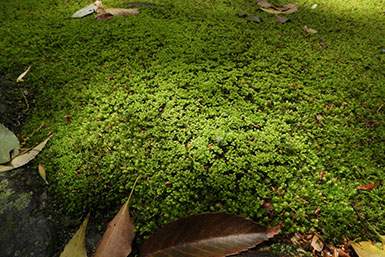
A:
[0,134,52,172]
[16,66,31,83]
[60,214,89,257]
[260,3,299,14]
[356,184,375,191]
[140,212,281,257]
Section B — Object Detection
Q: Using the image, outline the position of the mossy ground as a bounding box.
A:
[1,0,385,249]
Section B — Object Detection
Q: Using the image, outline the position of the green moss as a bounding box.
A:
[1,0,385,246]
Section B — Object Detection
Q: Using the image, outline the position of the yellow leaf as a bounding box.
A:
[352,241,385,257]
[0,135,52,172]
[260,6,298,14]
[16,66,31,83]
[60,214,90,257]
[103,8,139,16]
[38,164,48,184]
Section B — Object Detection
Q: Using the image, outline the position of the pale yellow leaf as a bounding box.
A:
[16,66,31,83]
[104,8,139,16]
[60,214,89,257]
[257,1,272,8]
[260,7,298,14]
[0,135,52,172]
[302,25,318,34]
[351,241,385,257]
[38,164,48,184]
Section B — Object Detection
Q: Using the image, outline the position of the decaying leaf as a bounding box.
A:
[351,241,385,257]
[96,13,114,20]
[140,212,281,257]
[60,214,89,257]
[0,134,52,172]
[38,164,48,184]
[123,2,157,7]
[247,15,263,23]
[100,7,139,16]
[0,124,19,164]
[257,0,272,8]
[93,176,141,257]
[302,25,318,34]
[356,184,375,191]
[71,3,98,18]
[275,15,290,23]
[259,3,299,14]
[311,234,324,252]
[16,66,31,83]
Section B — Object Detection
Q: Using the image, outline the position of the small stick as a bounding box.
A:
[377,103,385,112]
[19,88,29,113]
[351,203,369,238]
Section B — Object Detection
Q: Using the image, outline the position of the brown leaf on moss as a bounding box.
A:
[356,184,375,191]
[140,212,280,257]
[96,13,114,20]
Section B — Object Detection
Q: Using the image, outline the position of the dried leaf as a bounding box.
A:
[247,15,263,23]
[257,1,272,8]
[16,66,31,83]
[302,25,318,34]
[71,3,98,18]
[311,234,324,252]
[260,6,298,14]
[140,212,280,257]
[275,15,290,23]
[60,214,89,257]
[123,2,157,7]
[92,176,141,257]
[0,135,52,172]
[0,124,19,164]
[356,184,375,191]
[98,7,139,16]
[38,164,48,184]
[311,4,318,9]
[96,13,114,20]
[351,241,385,257]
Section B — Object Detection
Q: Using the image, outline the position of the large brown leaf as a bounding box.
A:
[92,199,135,257]
[140,212,281,257]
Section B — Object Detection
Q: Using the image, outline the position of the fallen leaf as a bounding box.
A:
[96,13,114,20]
[93,176,141,257]
[123,2,157,7]
[0,124,19,164]
[247,15,263,23]
[351,241,385,257]
[60,214,89,257]
[356,184,375,191]
[71,3,98,18]
[104,8,139,16]
[260,3,299,14]
[311,4,318,9]
[0,134,52,172]
[302,25,318,34]
[257,0,272,8]
[16,66,31,83]
[140,212,280,257]
[311,234,324,252]
[319,39,327,47]
[275,15,290,23]
[38,164,49,184]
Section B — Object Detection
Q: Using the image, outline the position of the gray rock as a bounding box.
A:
[0,174,55,257]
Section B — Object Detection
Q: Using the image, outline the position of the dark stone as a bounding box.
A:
[0,172,55,257]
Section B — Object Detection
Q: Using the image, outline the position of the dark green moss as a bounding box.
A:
[1,0,385,246]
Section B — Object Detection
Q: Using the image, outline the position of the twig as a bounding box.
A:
[377,103,385,112]
[19,88,29,113]
[351,203,370,238]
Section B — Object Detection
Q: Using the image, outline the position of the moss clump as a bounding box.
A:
[1,0,385,245]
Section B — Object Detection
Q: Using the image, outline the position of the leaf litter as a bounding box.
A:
[16,66,31,83]
[71,1,139,20]
[60,214,89,257]
[0,124,20,164]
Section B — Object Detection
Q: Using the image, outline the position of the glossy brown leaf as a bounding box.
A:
[140,212,280,257]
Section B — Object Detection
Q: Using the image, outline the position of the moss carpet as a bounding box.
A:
[1,0,385,247]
